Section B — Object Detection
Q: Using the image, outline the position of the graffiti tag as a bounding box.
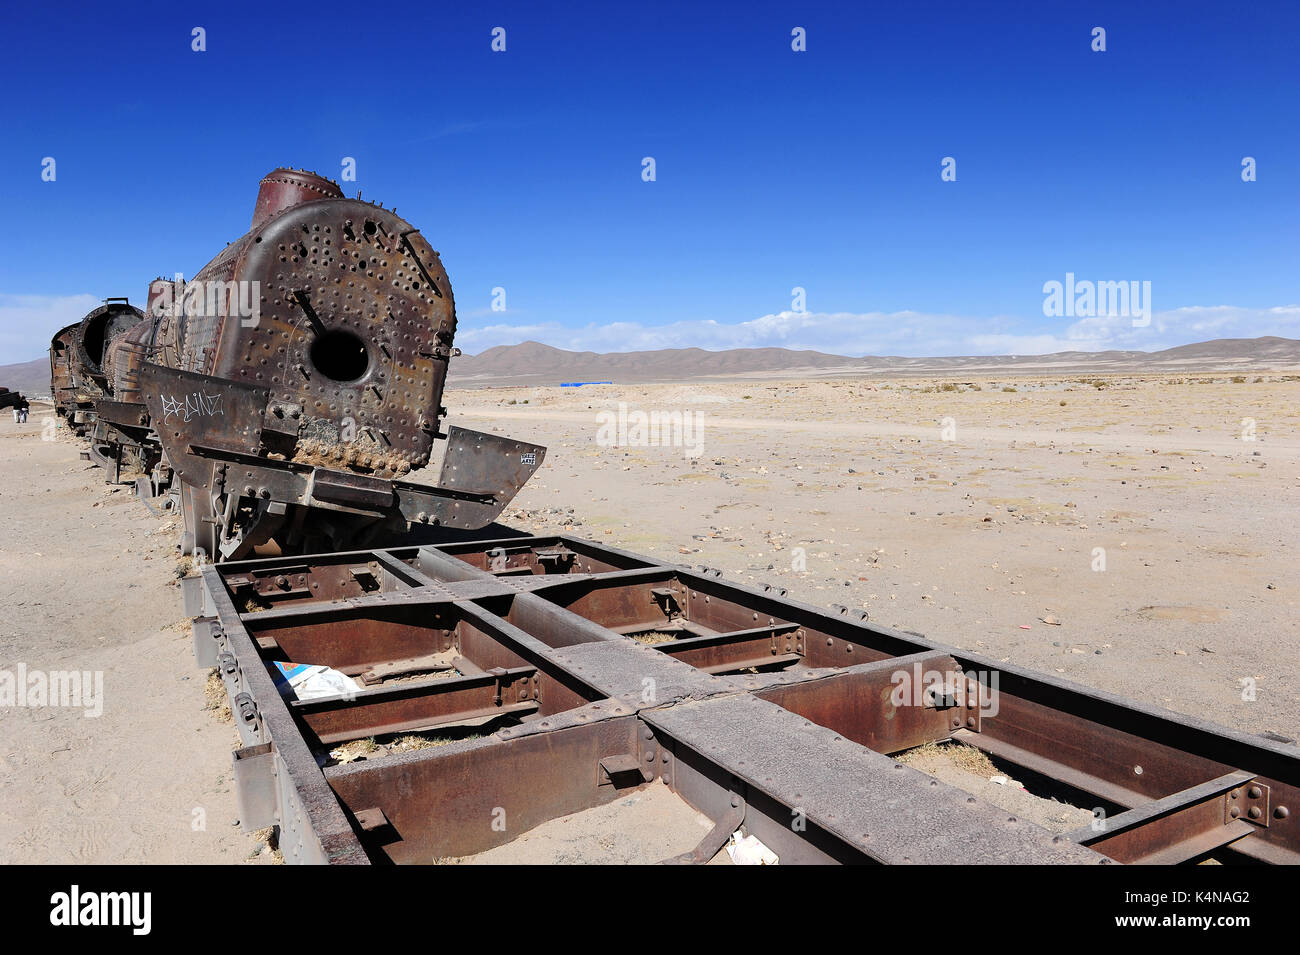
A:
[160,391,224,423]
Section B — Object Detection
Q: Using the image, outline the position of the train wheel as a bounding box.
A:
[86,441,115,472]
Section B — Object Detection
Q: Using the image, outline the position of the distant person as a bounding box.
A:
[18,404,28,424]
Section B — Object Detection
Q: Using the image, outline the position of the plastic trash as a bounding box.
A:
[268,661,360,701]
[725,831,779,865]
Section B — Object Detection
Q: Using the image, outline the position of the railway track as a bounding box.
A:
[185,534,1299,865]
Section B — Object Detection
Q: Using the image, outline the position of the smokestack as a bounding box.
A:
[251,168,344,230]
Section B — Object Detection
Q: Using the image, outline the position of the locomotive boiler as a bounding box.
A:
[85,283,171,482]
[135,168,544,560]
[49,322,80,427]
[52,299,143,436]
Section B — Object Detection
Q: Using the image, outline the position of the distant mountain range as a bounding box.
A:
[447,336,1300,385]
[5,337,1298,398]
[0,358,46,398]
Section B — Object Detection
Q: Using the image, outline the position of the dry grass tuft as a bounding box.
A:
[203,669,231,723]
[630,630,678,645]
[240,592,272,613]
[330,738,379,763]
[248,826,284,865]
[390,732,479,752]
[897,739,999,777]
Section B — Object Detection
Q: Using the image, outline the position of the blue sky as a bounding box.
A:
[1,0,1297,363]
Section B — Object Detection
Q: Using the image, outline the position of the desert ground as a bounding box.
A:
[0,402,261,863]
[465,372,1299,740]
[0,371,1296,862]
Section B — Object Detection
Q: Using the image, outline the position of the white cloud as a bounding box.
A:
[0,294,100,364]
[457,305,1300,357]
[6,293,1295,366]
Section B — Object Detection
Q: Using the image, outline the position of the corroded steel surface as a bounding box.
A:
[50,321,80,420]
[74,300,143,394]
[250,168,345,231]
[157,167,455,478]
[53,167,544,560]
[110,313,161,403]
[188,536,1300,866]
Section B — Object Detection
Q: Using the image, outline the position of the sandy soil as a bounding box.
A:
[0,404,266,863]
[452,371,1299,740]
[1,369,1295,864]
[445,783,728,865]
[896,740,1095,834]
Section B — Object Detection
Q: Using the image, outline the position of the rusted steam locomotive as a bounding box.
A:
[54,167,545,560]
[50,299,144,438]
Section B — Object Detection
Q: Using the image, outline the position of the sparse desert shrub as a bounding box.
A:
[1002,386,1017,393]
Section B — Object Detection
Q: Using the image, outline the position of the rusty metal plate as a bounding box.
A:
[93,399,150,429]
[188,535,1300,865]
[308,468,397,511]
[139,363,269,486]
[436,426,545,497]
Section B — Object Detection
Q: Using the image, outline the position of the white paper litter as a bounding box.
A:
[726,831,779,865]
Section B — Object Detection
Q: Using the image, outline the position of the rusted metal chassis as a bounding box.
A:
[187,535,1299,865]
[50,322,79,419]
[87,400,154,483]
[68,301,142,429]
[139,362,544,535]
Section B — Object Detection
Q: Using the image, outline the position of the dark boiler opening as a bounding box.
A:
[310,329,370,383]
